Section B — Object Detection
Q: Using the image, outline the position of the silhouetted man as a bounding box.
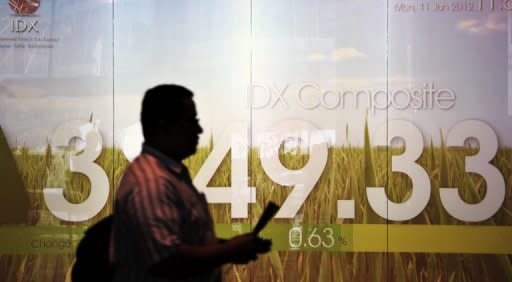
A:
[111,85,271,282]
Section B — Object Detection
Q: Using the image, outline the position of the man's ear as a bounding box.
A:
[158,119,174,128]
[158,119,178,133]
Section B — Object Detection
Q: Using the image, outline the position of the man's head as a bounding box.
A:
[141,84,203,160]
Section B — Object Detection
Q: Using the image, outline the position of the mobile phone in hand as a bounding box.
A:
[252,202,279,235]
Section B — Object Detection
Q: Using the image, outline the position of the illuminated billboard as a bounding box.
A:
[0,1,511,281]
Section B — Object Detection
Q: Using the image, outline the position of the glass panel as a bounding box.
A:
[0,0,113,281]
[251,0,388,280]
[113,1,253,280]
[388,1,512,281]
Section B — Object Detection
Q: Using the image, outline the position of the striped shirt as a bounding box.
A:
[111,145,220,282]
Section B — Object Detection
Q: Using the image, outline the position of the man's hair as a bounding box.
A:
[141,84,194,141]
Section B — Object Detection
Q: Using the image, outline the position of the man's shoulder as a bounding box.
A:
[122,152,181,188]
[117,153,176,201]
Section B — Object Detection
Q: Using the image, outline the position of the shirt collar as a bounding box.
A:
[141,143,184,175]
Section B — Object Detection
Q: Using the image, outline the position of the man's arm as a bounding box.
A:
[150,233,271,279]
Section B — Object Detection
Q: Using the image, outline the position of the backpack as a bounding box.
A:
[72,215,114,282]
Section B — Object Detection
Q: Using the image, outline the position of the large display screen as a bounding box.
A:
[1,0,511,281]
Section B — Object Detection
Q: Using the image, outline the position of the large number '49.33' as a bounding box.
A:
[195,119,505,222]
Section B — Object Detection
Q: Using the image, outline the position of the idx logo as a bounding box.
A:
[11,19,39,33]
[8,0,41,33]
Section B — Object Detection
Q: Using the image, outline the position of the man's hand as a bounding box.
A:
[225,233,272,264]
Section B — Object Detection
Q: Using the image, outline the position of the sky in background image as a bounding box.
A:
[0,0,511,150]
